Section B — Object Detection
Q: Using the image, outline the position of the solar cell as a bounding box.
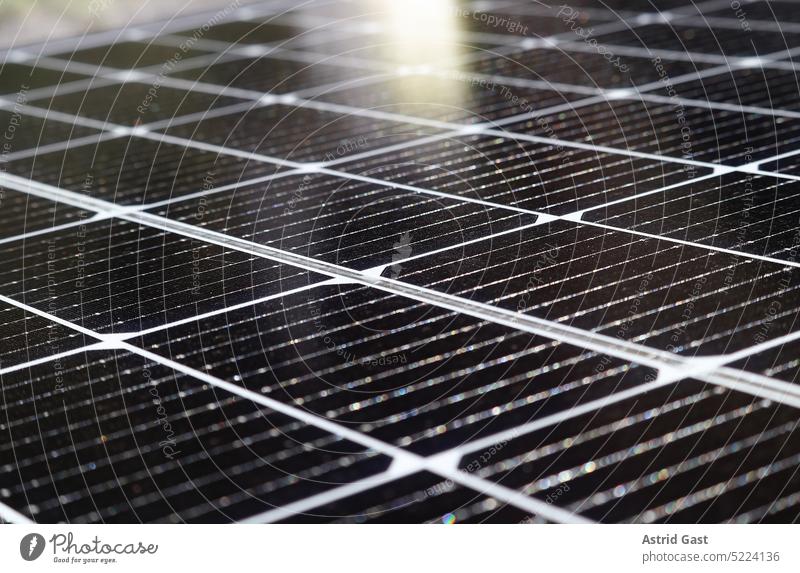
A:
[1,135,285,206]
[29,81,248,126]
[54,41,214,70]
[279,471,539,523]
[0,218,326,333]
[0,108,99,153]
[0,62,88,95]
[134,283,658,455]
[461,380,800,522]
[0,187,85,238]
[705,0,800,24]
[316,72,586,124]
[169,55,373,95]
[463,47,719,89]
[150,171,537,269]
[173,20,315,46]
[583,173,800,263]
[0,351,389,522]
[0,304,93,368]
[157,103,444,161]
[336,132,707,214]
[387,220,800,355]
[589,22,800,57]
[664,67,800,111]
[502,96,800,165]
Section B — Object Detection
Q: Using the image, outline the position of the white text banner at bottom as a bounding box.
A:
[0,524,797,572]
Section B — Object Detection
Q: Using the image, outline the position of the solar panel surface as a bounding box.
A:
[2,0,800,524]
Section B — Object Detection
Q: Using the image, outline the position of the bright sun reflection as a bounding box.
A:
[370,0,467,113]
[372,0,462,70]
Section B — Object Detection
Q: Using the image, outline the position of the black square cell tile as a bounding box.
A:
[0,62,88,95]
[336,133,707,215]
[464,379,800,523]
[135,283,658,455]
[583,173,800,263]
[389,219,800,356]
[173,20,312,45]
[666,67,800,111]
[151,171,536,270]
[0,218,327,334]
[0,303,93,368]
[31,82,247,126]
[170,56,374,94]
[0,187,86,238]
[1,135,284,206]
[281,471,537,523]
[761,152,800,176]
[590,23,800,57]
[704,0,800,23]
[0,109,99,154]
[158,103,443,163]
[316,73,585,124]
[465,48,717,89]
[53,41,213,70]
[0,351,390,523]
[503,96,800,165]
[730,339,800,385]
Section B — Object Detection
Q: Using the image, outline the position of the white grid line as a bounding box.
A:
[240,469,409,523]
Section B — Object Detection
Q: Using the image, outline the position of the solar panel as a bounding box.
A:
[33,82,248,126]
[2,0,800,526]
[1,351,389,523]
[465,47,718,88]
[335,132,707,213]
[3,135,286,205]
[583,173,800,261]
[460,379,800,523]
[170,55,371,94]
[613,24,800,56]
[503,97,800,165]
[275,471,543,523]
[0,218,327,333]
[313,74,586,124]
[151,172,535,269]
[0,64,88,95]
[56,41,216,70]
[135,283,658,454]
[705,0,800,22]
[157,103,443,161]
